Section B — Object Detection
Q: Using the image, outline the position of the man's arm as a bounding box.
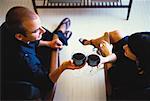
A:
[38,39,63,49]
[49,60,82,83]
[48,34,82,83]
[48,50,85,83]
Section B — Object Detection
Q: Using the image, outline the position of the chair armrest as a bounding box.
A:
[6,81,40,100]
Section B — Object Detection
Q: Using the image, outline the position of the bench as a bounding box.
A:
[32,0,133,20]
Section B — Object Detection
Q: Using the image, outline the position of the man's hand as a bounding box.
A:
[49,60,83,83]
[48,38,63,49]
[61,60,84,70]
[39,38,63,49]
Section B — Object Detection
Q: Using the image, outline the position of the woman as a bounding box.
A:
[80,30,150,100]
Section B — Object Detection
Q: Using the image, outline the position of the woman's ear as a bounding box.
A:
[15,33,23,41]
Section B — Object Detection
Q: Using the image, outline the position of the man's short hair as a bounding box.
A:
[5,6,38,36]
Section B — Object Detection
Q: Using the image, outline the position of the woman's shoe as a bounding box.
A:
[79,38,91,45]
[79,32,110,48]
[79,38,97,48]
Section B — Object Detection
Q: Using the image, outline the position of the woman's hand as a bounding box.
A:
[98,40,112,57]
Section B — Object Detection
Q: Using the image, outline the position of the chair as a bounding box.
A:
[0,23,41,100]
[5,81,41,100]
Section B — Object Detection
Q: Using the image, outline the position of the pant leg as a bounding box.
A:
[37,28,68,71]
[37,28,54,72]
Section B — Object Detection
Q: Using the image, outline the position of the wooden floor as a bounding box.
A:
[0,0,150,37]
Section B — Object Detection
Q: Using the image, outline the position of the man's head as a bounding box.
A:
[6,6,46,42]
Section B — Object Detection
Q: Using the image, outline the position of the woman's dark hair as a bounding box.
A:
[5,6,38,36]
[128,32,150,72]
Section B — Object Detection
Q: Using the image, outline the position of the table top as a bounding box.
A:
[53,40,106,101]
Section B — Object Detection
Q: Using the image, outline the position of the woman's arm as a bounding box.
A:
[101,53,117,63]
[98,40,117,70]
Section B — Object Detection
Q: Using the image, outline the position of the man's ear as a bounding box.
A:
[15,33,23,41]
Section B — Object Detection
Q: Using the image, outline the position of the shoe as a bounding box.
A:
[79,32,110,48]
[79,38,96,48]
[79,38,90,45]
[54,18,71,33]
[55,31,72,46]
[65,31,72,40]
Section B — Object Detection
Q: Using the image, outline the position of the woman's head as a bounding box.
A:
[124,32,150,70]
[128,32,150,59]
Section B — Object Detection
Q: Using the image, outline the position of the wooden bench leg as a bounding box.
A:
[127,0,133,20]
[32,0,38,14]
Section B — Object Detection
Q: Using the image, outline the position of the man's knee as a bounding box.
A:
[41,27,53,41]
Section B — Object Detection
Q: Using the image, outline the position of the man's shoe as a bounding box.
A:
[54,18,71,33]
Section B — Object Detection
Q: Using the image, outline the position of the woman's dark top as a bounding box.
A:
[108,36,150,100]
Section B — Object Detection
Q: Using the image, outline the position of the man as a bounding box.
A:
[1,6,80,100]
